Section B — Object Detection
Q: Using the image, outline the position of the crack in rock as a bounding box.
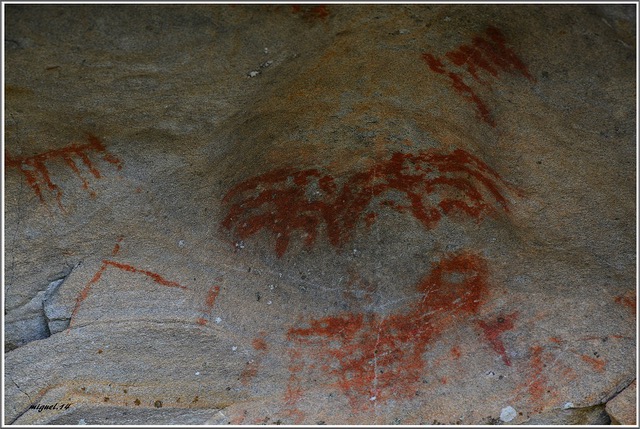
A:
[5,263,77,350]
[43,265,78,334]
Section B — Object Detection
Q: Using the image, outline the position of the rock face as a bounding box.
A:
[606,380,637,425]
[4,4,636,425]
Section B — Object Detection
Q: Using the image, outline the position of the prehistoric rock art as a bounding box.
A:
[221,144,523,418]
[68,238,218,330]
[222,148,519,257]
[476,312,518,366]
[5,4,634,425]
[196,285,221,326]
[240,333,269,386]
[5,134,122,211]
[422,26,535,127]
[614,291,636,313]
[285,252,489,414]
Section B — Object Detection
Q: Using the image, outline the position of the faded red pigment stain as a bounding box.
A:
[285,252,488,412]
[69,238,192,331]
[476,312,518,366]
[252,337,268,351]
[111,236,124,256]
[196,285,221,326]
[283,349,306,424]
[517,343,575,412]
[527,345,548,408]
[291,4,329,21]
[451,346,462,360]
[5,134,122,210]
[222,148,518,257]
[615,292,636,313]
[580,355,606,373]
[230,410,247,425]
[240,333,269,386]
[422,26,534,127]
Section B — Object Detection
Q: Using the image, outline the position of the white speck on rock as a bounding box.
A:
[398,29,409,34]
[269,284,274,290]
[215,317,222,324]
[267,300,272,305]
[562,402,574,410]
[232,346,237,351]
[369,396,376,401]
[500,406,517,422]
[178,240,185,248]
[248,70,260,78]
[264,47,269,54]
[195,371,200,376]
[78,419,87,425]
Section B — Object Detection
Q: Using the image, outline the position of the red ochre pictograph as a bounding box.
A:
[512,335,619,412]
[285,252,489,412]
[5,134,122,210]
[476,312,518,366]
[422,26,535,127]
[222,148,519,258]
[69,238,219,330]
[196,285,221,326]
[615,291,636,314]
[240,332,270,386]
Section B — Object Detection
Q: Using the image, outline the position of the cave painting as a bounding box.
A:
[5,134,122,211]
[69,238,219,330]
[222,148,519,257]
[476,312,518,366]
[422,26,535,127]
[285,252,489,414]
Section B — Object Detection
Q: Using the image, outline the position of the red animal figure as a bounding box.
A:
[286,252,488,412]
[422,26,535,126]
[222,148,518,257]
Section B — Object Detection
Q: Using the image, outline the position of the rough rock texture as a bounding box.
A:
[4,4,636,425]
[606,380,637,425]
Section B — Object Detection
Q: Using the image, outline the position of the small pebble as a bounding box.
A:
[500,406,517,422]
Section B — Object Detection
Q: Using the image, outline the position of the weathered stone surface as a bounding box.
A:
[606,380,637,425]
[4,4,636,425]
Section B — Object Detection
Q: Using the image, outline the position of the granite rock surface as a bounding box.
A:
[4,4,636,425]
